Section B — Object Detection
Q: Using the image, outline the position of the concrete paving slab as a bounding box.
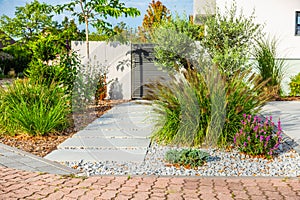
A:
[84,122,154,131]
[261,101,300,154]
[0,143,78,175]
[98,113,152,120]
[46,101,155,163]
[91,117,153,125]
[45,149,147,162]
[73,129,152,138]
[58,137,150,149]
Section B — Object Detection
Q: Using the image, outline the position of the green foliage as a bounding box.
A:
[56,0,140,58]
[202,3,261,76]
[28,33,65,62]
[72,60,108,110]
[165,148,209,168]
[0,79,70,136]
[147,70,211,146]
[148,68,271,148]
[0,0,54,42]
[0,30,15,48]
[234,115,282,159]
[1,44,31,75]
[289,73,300,96]
[25,51,79,98]
[253,37,285,96]
[56,0,140,31]
[221,70,272,146]
[151,16,204,71]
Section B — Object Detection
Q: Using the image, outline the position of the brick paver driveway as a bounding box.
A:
[0,166,299,199]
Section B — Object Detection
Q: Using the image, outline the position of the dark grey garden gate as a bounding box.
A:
[131,44,170,99]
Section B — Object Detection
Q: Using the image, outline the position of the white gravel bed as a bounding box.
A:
[62,141,300,177]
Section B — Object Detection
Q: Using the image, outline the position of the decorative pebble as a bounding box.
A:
[62,141,300,177]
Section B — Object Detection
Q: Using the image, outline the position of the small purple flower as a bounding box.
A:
[253,116,257,123]
[278,119,282,131]
[244,142,247,147]
[266,135,271,142]
[247,136,251,141]
[270,116,273,121]
[276,130,282,136]
[243,113,246,118]
[247,114,252,122]
[234,136,236,143]
[255,134,258,138]
[241,120,246,125]
[253,125,259,132]
[260,135,264,142]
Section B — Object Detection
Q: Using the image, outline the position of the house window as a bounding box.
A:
[296,11,300,35]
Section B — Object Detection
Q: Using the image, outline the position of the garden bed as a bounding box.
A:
[0,100,126,157]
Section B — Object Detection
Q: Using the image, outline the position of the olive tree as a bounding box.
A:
[202,3,262,76]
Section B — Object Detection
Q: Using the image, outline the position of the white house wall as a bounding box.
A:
[71,41,132,100]
[215,0,300,59]
[194,0,300,94]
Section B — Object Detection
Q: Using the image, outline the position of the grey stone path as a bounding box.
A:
[261,101,300,153]
[45,101,156,162]
[0,143,77,175]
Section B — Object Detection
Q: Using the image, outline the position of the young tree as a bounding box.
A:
[202,4,262,76]
[152,16,204,71]
[0,0,54,43]
[56,0,140,59]
[139,0,171,42]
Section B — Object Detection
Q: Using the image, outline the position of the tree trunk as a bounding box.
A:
[85,17,89,60]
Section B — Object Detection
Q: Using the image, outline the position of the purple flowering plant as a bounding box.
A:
[233,114,282,159]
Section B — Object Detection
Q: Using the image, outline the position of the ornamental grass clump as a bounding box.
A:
[234,114,282,159]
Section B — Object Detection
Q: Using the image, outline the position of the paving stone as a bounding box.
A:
[73,129,152,138]
[57,137,150,149]
[45,149,148,162]
[261,101,300,154]
[84,124,154,133]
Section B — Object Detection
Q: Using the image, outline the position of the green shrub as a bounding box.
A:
[220,69,272,146]
[147,70,210,146]
[202,3,261,76]
[289,73,300,96]
[148,68,271,148]
[165,148,210,168]
[151,15,204,71]
[25,52,78,95]
[72,60,108,110]
[0,79,70,136]
[234,114,282,159]
[253,38,285,97]
[1,44,31,75]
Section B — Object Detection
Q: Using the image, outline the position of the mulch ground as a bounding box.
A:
[0,100,127,157]
[275,96,300,101]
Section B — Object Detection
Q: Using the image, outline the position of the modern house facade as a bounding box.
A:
[73,1,300,100]
[194,0,300,93]
[72,41,170,100]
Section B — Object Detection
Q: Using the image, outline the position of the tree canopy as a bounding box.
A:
[56,0,140,59]
[139,0,171,42]
[0,0,55,42]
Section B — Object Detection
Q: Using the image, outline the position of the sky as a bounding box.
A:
[0,0,193,30]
